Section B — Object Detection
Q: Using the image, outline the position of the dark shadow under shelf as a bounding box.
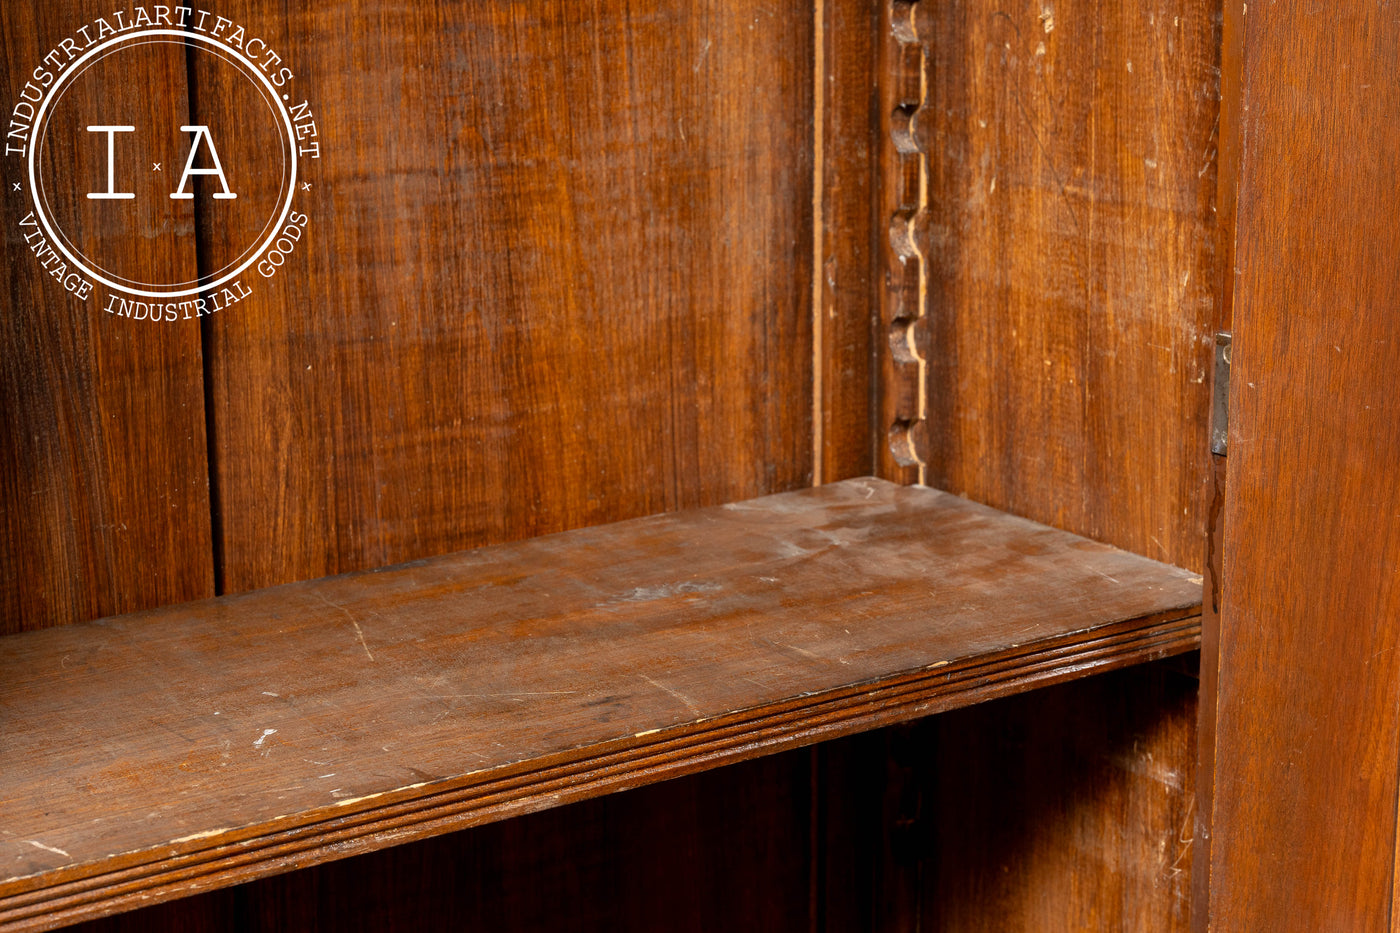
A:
[0,478,1201,931]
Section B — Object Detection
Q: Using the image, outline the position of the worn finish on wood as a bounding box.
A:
[876,0,930,487]
[875,667,1200,933]
[1209,1,1400,929]
[0,478,1200,930]
[1,3,842,930]
[869,4,1221,931]
[69,737,883,933]
[69,751,817,933]
[921,660,1197,932]
[0,3,215,633]
[817,0,879,483]
[907,0,1220,572]
[197,0,815,594]
[188,5,822,928]
[1191,2,1243,928]
[1,5,1216,933]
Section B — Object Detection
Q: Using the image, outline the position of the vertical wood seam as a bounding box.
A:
[811,0,825,487]
[1196,4,1244,929]
[183,33,224,597]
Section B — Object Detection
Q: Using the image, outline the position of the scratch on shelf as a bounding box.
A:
[640,674,701,716]
[315,591,376,662]
[170,827,233,844]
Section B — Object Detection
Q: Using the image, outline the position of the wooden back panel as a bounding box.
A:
[0,2,215,634]
[1,0,827,621]
[878,0,1222,929]
[888,0,1220,573]
[198,0,819,593]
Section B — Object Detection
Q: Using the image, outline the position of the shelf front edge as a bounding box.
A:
[0,478,1202,930]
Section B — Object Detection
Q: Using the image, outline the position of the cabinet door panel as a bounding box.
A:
[1210,1,1400,927]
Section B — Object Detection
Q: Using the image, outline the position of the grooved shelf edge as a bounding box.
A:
[0,478,1201,931]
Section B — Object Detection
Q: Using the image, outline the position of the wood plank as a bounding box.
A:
[1208,1,1400,928]
[198,0,816,594]
[184,4,824,927]
[906,0,1221,572]
[0,2,215,633]
[0,478,1200,930]
[817,0,879,483]
[1192,1,1244,927]
[874,3,1221,930]
[920,660,1197,932]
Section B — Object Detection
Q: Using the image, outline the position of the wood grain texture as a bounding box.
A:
[919,660,1198,932]
[0,6,1218,933]
[183,6,823,928]
[1209,1,1400,928]
[2,3,830,931]
[866,665,1200,933]
[197,0,815,594]
[817,0,879,483]
[868,4,1221,931]
[0,3,215,633]
[876,0,930,487]
[68,751,817,933]
[1192,2,1243,928]
[902,0,1221,572]
[0,478,1201,930]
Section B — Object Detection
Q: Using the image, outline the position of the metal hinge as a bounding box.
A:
[1211,332,1231,456]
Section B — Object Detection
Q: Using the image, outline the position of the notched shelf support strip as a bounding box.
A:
[882,0,930,484]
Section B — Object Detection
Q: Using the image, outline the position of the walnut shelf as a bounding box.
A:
[0,478,1200,931]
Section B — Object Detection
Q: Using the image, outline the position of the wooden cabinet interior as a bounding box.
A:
[2,480,1200,930]
[0,0,1222,930]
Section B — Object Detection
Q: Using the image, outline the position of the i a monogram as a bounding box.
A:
[86,124,237,201]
